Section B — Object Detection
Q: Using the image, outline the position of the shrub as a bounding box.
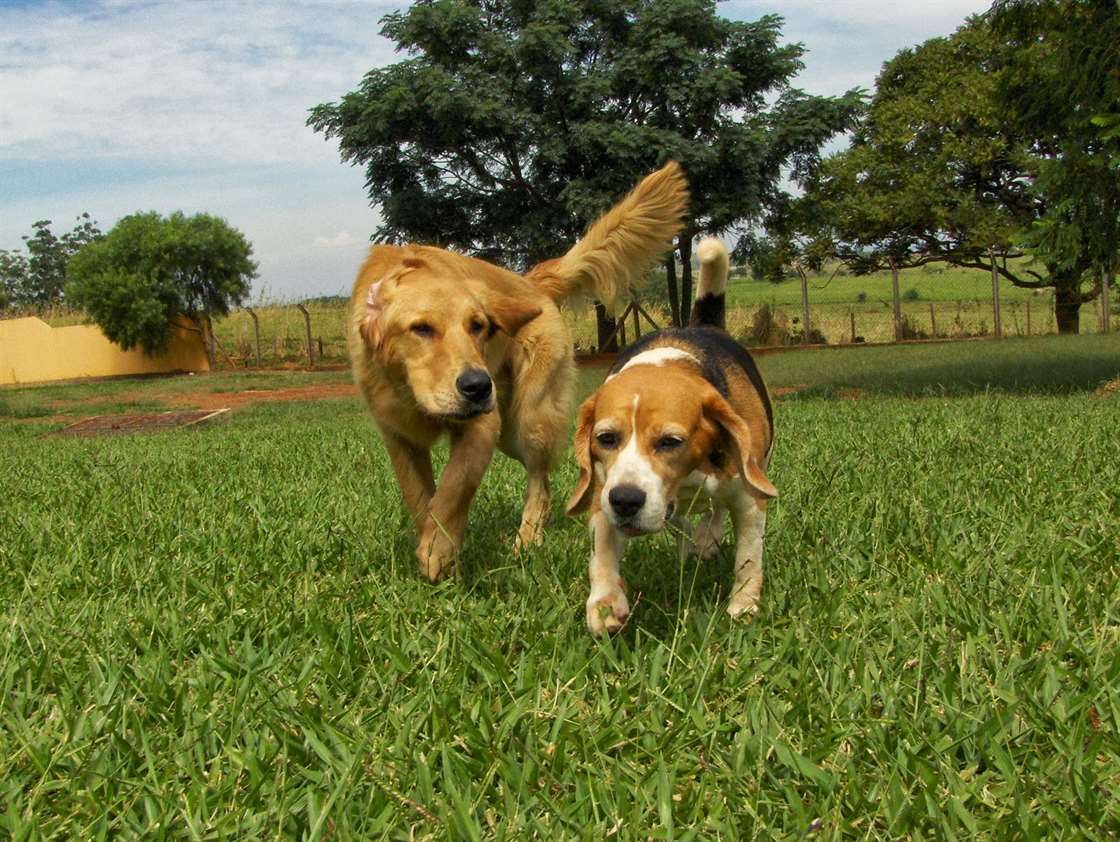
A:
[903,287,921,301]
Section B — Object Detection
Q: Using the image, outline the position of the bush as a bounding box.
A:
[856,291,868,303]
[903,287,921,301]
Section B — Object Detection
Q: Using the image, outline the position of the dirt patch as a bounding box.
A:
[53,409,230,437]
[168,383,358,410]
[770,384,808,398]
[1090,377,1120,399]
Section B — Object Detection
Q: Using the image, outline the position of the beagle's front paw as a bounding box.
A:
[586,581,630,637]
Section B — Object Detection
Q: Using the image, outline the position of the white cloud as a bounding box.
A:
[0,0,404,165]
[313,230,360,248]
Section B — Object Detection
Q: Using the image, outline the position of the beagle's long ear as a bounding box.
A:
[566,393,598,515]
[701,388,778,500]
[486,291,542,336]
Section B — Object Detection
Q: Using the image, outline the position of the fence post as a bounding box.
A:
[799,267,811,344]
[246,307,261,366]
[850,309,856,344]
[1100,267,1112,333]
[889,258,902,342]
[632,302,641,339]
[295,303,314,365]
[929,303,936,338]
[989,247,1002,338]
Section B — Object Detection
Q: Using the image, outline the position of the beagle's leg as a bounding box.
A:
[514,460,550,550]
[383,432,435,529]
[417,414,499,581]
[689,505,727,560]
[727,494,768,619]
[586,510,630,636]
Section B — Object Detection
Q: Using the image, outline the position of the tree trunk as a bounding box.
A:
[665,255,681,327]
[203,314,216,367]
[595,302,618,352]
[1053,277,1082,335]
[679,234,693,326]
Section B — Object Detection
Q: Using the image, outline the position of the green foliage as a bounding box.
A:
[0,214,102,310]
[810,18,1033,275]
[902,287,920,301]
[991,0,1120,279]
[309,0,862,276]
[66,211,256,353]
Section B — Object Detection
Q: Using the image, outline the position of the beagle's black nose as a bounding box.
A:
[608,484,646,518]
[456,369,492,403]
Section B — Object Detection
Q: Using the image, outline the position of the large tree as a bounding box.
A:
[308,0,861,341]
[809,11,1117,333]
[991,0,1120,322]
[0,215,102,310]
[66,212,256,360]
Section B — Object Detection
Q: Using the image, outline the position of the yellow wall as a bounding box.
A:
[0,316,209,385]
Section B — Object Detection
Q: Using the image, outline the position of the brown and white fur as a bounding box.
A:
[349,162,689,581]
[567,238,778,636]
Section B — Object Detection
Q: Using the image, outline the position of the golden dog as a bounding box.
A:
[349,162,689,580]
[568,238,778,635]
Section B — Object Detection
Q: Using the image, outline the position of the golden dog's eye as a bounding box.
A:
[595,431,619,449]
[410,322,435,338]
[468,318,486,335]
[654,435,684,452]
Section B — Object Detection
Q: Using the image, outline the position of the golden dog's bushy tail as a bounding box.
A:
[529,161,689,311]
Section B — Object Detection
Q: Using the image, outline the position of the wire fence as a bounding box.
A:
[8,275,1115,370]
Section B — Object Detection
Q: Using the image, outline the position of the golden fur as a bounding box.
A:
[349,162,689,580]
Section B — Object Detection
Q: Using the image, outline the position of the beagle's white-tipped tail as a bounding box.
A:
[690,237,729,329]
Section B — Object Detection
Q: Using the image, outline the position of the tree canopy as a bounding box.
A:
[66,212,256,355]
[309,0,861,331]
[0,214,102,311]
[802,6,1119,332]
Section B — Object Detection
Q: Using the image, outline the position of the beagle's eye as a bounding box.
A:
[410,322,435,338]
[468,318,486,335]
[595,430,619,449]
[654,435,685,452]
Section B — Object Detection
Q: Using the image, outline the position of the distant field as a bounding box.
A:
[2,335,1117,836]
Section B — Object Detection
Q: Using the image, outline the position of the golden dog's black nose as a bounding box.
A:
[456,369,493,403]
[608,484,646,518]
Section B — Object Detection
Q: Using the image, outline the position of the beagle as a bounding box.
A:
[349,163,689,580]
[567,238,778,635]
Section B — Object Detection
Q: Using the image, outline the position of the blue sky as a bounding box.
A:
[0,0,990,300]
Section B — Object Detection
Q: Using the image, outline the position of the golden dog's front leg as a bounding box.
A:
[586,510,630,636]
[514,463,550,550]
[383,432,436,529]
[417,414,499,581]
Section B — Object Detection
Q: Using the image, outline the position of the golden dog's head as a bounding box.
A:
[359,249,541,419]
[567,364,777,535]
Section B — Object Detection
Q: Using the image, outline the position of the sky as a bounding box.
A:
[0,0,991,301]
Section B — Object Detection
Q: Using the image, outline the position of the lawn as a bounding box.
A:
[1,336,1118,837]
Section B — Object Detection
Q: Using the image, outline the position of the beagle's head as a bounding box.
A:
[567,363,777,535]
[358,249,541,420]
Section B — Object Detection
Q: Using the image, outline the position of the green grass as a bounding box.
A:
[1,341,1118,837]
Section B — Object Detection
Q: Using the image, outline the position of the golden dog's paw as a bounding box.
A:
[512,523,545,554]
[727,594,760,620]
[417,532,457,582]
[586,586,630,637]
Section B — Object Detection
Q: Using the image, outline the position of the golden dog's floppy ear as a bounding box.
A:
[360,280,387,351]
[566,393,598,515]
[486,292,542,336]
[701,388,778,500]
